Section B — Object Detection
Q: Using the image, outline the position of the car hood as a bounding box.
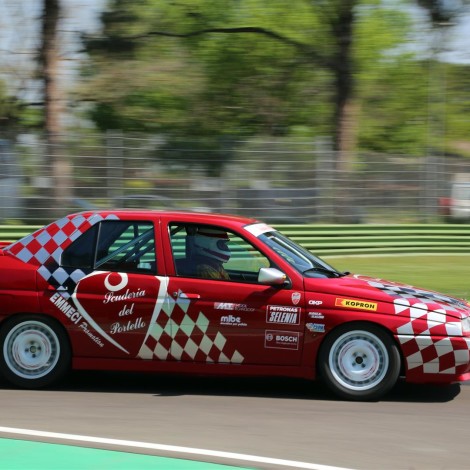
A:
[304,274,470,320]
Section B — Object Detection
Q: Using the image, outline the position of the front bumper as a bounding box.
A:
[397,335,470,384]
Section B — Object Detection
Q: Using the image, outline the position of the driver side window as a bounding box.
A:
[169,223,270,282]
[224,234,271,281]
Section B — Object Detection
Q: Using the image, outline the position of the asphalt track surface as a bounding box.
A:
[0,371,469,470]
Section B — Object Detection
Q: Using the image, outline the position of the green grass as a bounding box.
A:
[323,254,470,301]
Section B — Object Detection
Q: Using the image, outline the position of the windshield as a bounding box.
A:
[258,231,342,278]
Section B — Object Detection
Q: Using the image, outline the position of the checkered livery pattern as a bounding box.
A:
[393,298,470,374]
[368,280,468,312]
[362,278,470,379]
[364,279,470,376]
[138,290,244,364]
[6,213,118,299]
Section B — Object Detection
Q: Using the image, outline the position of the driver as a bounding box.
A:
[193,227,231,280]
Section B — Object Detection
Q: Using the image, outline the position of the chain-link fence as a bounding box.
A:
[1,132,468,225]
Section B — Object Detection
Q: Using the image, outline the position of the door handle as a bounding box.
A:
[48,285,67,292]
[175,292,200,300]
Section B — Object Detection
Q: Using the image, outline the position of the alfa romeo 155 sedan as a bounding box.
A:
[1,210,469,401]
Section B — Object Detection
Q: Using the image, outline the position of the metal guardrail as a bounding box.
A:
[6,133,470,225]
[1,224,470,256]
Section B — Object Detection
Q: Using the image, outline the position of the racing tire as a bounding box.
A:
[318,323,401,401]
[0,315,71,389]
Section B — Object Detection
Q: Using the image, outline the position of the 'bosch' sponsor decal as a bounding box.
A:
[215,302,255,312]
[335,298,378,311]
[266,305,300,325]
[265,330,300,350]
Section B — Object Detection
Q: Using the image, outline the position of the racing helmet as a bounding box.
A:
[193,227,231,263]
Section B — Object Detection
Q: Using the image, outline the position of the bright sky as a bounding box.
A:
[447,12,470,63]
[0,0,104,57]
[0,0,106,100]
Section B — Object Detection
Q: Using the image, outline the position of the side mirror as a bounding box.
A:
[258,267,287,286]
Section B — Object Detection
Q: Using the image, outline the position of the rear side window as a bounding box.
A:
[62,221,156,274]
[61,224,98,268]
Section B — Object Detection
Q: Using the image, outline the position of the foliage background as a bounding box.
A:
[1,0,470,222]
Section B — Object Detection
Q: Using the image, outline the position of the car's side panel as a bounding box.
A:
[159,276,306,366]
[0,256,41,324]
[71,355,316,380]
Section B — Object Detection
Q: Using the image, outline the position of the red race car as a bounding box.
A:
[1,210,470,400]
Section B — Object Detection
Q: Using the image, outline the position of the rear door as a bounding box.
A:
[57,218,167,358]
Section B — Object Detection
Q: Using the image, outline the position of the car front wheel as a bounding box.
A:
[318,323,401,401]
[0,316,71,389]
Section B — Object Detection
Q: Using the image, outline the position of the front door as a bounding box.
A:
[164,222,305,366]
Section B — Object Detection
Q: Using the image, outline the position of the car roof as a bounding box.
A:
[71,209,261,229]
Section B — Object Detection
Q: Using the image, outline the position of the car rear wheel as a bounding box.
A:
[0,316,71,389]
[318,323,401,401]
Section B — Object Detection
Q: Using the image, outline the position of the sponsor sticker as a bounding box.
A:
[49,293,105,348]
[292,292,301,305]
[308,300,323,306]
[244,223,274,237]
[335,298,378,311]
[308,311,324,320]
[265,330,300,350]
[266,305,301,325]
[220,314,247,327]
[306,323,325,333]
[215,302,255,312]
[50,292,83,325]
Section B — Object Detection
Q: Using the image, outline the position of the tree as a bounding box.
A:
[415,1,470,156]
[40,0,61,141]
[83,2,412,166]
[80,1,447,169]
[0,80,28,131]
[80,0,335,174]
[417,0,463,24]
[39,0,72,213]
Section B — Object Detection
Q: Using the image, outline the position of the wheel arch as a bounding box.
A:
[0,312,73,356]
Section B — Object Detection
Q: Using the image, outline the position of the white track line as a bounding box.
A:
[0,426,354,470]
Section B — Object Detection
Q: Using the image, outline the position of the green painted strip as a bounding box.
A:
[0,439,254,470]
[3,223,470,255]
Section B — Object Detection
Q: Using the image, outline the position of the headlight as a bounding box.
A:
[462,317,470,334]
